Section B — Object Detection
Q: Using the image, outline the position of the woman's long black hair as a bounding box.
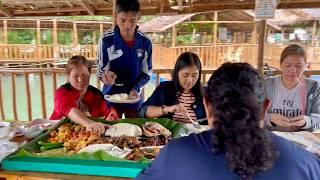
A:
[172,52,203,97]
[206,63,276,180]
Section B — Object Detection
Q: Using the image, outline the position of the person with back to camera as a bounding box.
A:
[265,44,320,132]
[137,63,320,180]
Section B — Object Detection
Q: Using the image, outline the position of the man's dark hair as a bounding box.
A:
[116,0,140,13]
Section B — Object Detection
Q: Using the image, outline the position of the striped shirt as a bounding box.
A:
[173,92,197,123]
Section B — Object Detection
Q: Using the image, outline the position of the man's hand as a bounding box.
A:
[129,89,139,99]
[102,71,117,86]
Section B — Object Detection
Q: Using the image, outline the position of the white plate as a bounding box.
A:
[0,140,18,162]
[105,94,140,104]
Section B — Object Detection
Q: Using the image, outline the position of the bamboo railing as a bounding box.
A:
[1,44,319,70]
[1,68,320,122]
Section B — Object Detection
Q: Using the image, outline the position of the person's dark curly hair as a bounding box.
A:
[205,63,276,180]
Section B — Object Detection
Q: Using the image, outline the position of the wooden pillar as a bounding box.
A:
[112,0,116,27]
[24,73,32,121]
[212,11,218,68]
[52,19,59,60]
[312,20,318,47]
[100,23,104,35]
[93,31,97,45]
[39,73,47,118]
[36,20,41,60]
[257,20,267,76]
[171,26,176,47]
[3,20,8,59]
[73,22,78,56]
[73,22,78,46]
[93,30,97,59]
[11,73,17,121]
[0,74,5,120]
[251,22,257,44]
[251,22,258,66]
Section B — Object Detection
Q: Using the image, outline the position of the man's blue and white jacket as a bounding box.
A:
[97,25,152,96]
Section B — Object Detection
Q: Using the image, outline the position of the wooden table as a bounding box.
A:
[0,170,131,180]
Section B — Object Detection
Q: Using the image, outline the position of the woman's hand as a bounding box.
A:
[270,114,291,127]
[105,107,119,121]
[85,122,107,135]
[163,104,187,114]
[290,115,306,128]
[163,105,179,114]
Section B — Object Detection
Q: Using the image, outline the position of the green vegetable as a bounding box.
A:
[38,141,62,146]
[40,143,64,151]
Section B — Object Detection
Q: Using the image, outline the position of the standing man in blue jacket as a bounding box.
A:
[97,0,152,117]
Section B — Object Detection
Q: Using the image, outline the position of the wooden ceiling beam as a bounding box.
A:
[278,1,320,9]
[66,1,74,8]
[78,0,95,15]
[3,0,320,17]
[0,5,14,18]
[14,7,87,14]
[3,0,78,2]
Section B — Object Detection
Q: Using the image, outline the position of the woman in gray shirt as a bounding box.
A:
[265,44,320,132]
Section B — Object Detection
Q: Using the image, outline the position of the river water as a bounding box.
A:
[1,74,157,121]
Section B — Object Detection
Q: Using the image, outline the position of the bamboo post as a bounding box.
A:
[171,26,176,47]
[52,72,57,98]
[53,19,59,61]
[251,22,258,64]
[312,20,318,47]
[251,22,257,44]
[36,20,41,60]
[24,73,32,121]
[3,20,8,59]
[0,73,5,120]
[212,11,218,68]
[100,23,104,35]
[310,20,318,64]
[257,20,267,76]
[39,72,47,118]
[73,22,78,55]
[93,31,97,58]
[112,0,116,27]
[156,73,160,86]
[11,73,18,121]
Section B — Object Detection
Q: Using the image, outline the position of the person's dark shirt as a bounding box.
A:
[139,81,206,123]
[137,130,320,180]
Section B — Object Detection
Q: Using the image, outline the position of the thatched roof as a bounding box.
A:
[140,14,194,32]
[140,8,320,33]
[0,0,320,17]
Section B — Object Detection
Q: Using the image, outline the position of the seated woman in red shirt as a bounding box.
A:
[50,55,118,134]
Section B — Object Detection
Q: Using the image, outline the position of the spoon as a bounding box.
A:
[114,83,124,86]
[186,114,201,129]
